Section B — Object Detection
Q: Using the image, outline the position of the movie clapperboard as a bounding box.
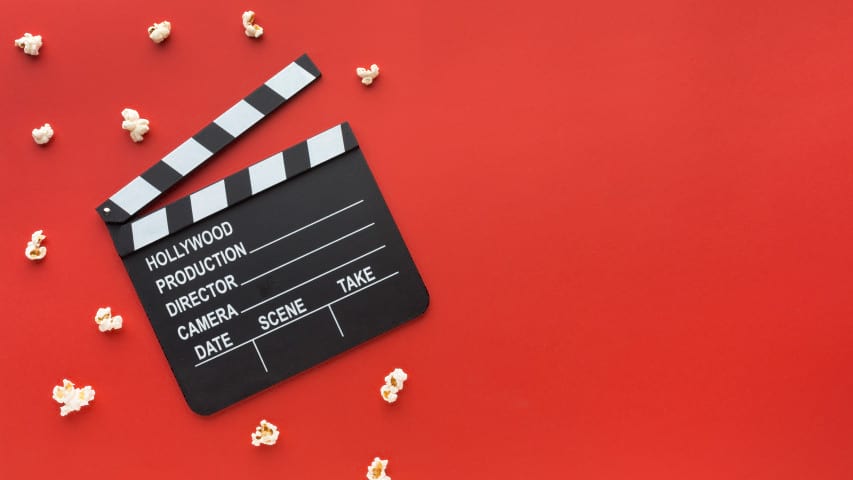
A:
[96,54,429,415]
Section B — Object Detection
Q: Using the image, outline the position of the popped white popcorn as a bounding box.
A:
[250,419,280,446]
[384,368,407,391]
[380,368,407,403]
[366,457,391,480]
[242,11,264,38]
[121,108,150,142]
[25,230,46,261]
[356,64,380,86]
[52,379,95,416]
[148,21,171,44]
[14,33,42,56]
[32,123,54,145]
[94,307,123,332]
[380,384,398,404]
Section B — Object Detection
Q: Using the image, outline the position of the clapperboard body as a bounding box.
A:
[97,54,429,415]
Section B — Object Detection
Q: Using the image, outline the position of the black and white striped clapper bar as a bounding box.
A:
[97,54,429,415]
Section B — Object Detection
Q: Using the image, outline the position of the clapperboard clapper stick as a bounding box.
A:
[96,54,429,415]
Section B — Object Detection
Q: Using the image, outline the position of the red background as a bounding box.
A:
[2,0,852,477]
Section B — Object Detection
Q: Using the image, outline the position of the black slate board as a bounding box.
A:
[107,123,428,414]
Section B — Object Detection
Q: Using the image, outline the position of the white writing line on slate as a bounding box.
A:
[241,223,375,287]
[249,199,365,255]
[329,305,344,337]
[252,340,269,373]
[240,244,387,314]
[195,271,400,367]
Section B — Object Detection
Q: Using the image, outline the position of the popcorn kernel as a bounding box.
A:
[14,33,42,56]
[380,384,398,404]
[366,457,390,480]
[52,379,95,416]
[242,11,264,38]
[94,307,123,332]
[25,230,46,261]
[250,419,280,446]
[32,123,54,145]
[148,21,171,44]
[356,64,380,86]
[384,368,407,391]
[121,108,150,142]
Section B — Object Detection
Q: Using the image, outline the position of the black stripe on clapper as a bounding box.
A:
[166,197,194,234]
[108,225,135,257]
[225,169,253,205]
[244,85,285,115]
[341,122,358,151]
[193,123,234,155]
[283,141,311,178]
[140,162,183,192]
[294,55,321,77]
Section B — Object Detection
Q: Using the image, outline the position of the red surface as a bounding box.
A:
[2,0,852,477]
